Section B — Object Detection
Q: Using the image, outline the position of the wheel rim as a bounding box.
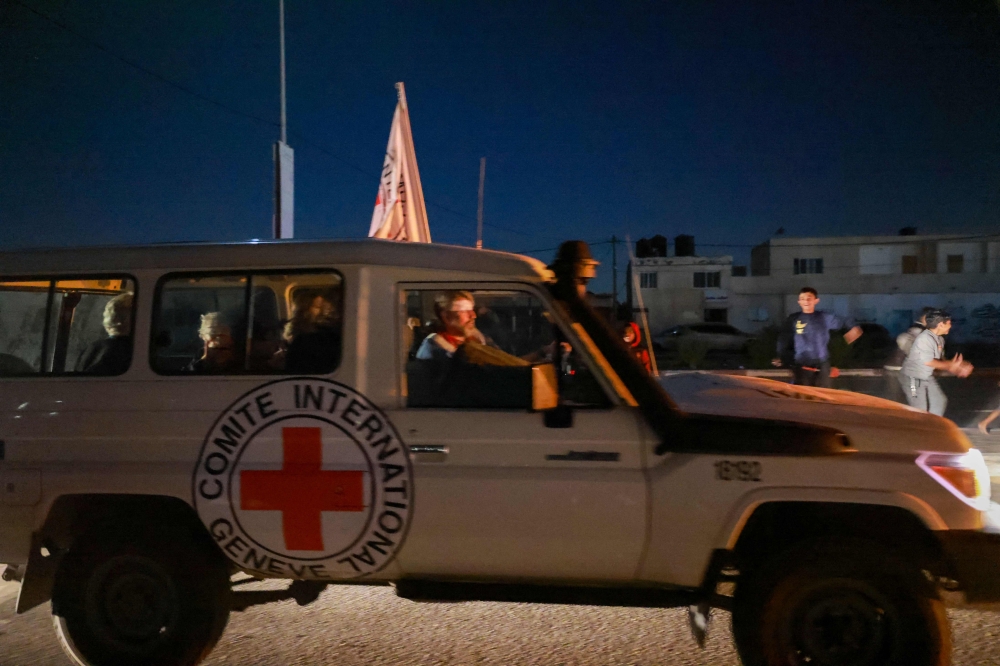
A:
[84,555,180,653]
[782,580,897,666]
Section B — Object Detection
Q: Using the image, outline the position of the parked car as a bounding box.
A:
[654,322,754,352]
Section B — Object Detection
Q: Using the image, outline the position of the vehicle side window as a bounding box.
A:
[0,277,136,376]
[151,271,342,376]
[402,288,610,409]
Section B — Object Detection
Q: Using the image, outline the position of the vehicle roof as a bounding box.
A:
[0,239,553,280]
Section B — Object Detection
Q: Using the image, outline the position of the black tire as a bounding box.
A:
[52,528,231,666]
[732,539,950,666]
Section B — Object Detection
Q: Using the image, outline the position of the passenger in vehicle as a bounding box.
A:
[75,292,134,375]
[409,292,537,409]
[186,312,238,374]
[416,291,480,361]
[283,292,341,374]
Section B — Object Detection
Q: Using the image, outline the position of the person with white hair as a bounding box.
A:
[186,312,238,374]
[75,292,134,375]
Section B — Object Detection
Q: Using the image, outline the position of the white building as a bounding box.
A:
[628,255,733,334]
[631,233,1000,342]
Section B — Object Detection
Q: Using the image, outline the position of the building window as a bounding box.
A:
[693,271,720,288]
[793,258,824,275]
[639,272,657,289]
[731,266,747,277]
[947,254,964,274]
[902,255,919,274]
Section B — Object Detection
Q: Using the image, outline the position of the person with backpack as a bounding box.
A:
[899,309,973,416]
[886,307,935,371]
[883,307,934,402]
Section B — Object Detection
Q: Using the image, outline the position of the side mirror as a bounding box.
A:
[531,363,559,411]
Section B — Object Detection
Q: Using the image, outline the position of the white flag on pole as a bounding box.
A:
[369,82,432,243]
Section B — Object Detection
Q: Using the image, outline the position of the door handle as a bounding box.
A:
[545,450,620,462]
[409,445,448,461]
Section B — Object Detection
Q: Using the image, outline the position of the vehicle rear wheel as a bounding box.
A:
[731,539,950,666]
[52,530,230,666]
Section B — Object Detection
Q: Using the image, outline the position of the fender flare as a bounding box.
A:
[714,486,947,551]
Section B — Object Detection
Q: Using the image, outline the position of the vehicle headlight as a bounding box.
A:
[917,449,992,511]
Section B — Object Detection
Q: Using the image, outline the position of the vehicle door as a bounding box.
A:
[388,284,649,583]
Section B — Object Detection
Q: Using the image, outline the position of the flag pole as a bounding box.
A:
[272,0,294,239]
[394,82,431,242]
[279,0,287,144]
[476,158,486,249]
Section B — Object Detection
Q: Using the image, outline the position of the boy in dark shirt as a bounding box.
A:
[773,287,863,388]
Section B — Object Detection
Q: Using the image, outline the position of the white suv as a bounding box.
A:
[0,239,997,666]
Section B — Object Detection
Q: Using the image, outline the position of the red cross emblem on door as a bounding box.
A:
[241,427,365,551]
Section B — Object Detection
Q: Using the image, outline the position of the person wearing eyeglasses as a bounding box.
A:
[186,312,238,374]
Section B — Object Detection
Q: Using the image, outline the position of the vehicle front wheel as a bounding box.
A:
[52,529,230,666]
[732,539,950,666]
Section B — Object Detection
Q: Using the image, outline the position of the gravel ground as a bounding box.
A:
[2,582,1000,666]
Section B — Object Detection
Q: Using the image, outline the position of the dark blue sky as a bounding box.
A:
[2,1,999,291]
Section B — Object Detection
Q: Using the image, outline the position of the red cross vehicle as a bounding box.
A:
[1,239,999,666]
[240,427,365,551]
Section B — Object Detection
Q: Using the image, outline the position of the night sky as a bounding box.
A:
[2,1,999,292]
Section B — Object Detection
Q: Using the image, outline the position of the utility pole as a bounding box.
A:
[610,235,619,324]
[273,0,294,239]
[476,157,486,249]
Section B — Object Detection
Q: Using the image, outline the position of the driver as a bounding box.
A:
[416,291,481,361]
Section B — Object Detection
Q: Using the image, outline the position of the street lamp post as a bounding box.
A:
[273,0,294,239]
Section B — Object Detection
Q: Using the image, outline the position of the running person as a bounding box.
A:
[900,309,972,416]
[773,287,863,388]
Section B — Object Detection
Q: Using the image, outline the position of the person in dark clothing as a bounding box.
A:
[75,293,133,375]
[283,292,342,374]
[773,287,863,388]
[621,321,652,374]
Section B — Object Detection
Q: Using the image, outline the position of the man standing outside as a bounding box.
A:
[900,309,973,416]
[773,287,863,388]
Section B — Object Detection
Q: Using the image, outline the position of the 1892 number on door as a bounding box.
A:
[714,460,762,482]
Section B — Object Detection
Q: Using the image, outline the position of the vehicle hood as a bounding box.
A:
[659,372,969,454]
